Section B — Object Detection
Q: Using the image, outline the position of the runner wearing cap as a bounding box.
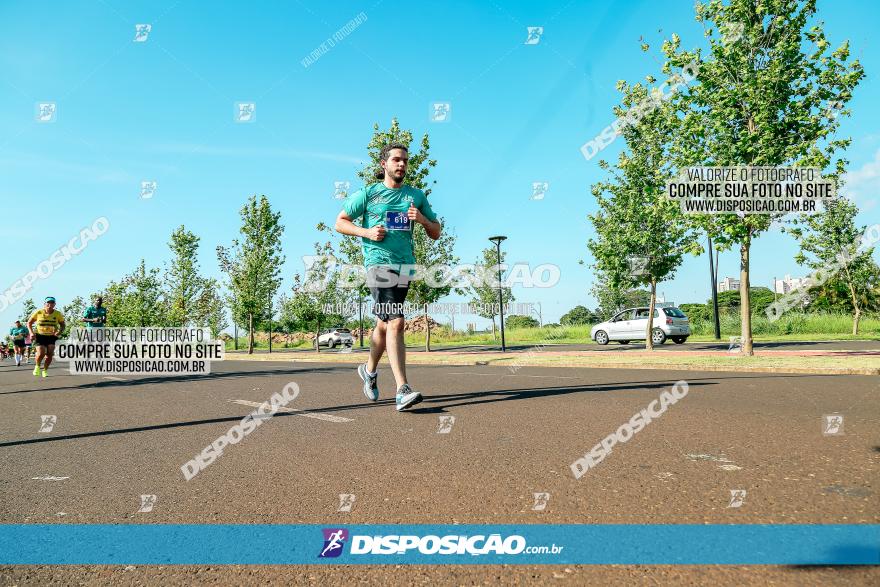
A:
[27,296,65,377]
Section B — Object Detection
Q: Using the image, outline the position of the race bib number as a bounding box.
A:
[385,210,411,231]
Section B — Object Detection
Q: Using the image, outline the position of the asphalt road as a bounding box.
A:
[1,359,877,585]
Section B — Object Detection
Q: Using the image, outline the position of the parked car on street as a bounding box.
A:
[590,305,690,345]
[314,328,354,349]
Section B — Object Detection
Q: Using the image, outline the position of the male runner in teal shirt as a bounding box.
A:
[9,321,28,366]
[334,143,442,411]
[83,296,107,328]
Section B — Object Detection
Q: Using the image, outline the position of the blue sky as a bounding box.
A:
[1,0,878,327]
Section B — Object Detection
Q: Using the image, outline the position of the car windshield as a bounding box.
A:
[663,308,686,318]
[334,329,351,333]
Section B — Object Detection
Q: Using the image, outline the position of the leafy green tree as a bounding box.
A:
[20,298,36,324]
[589,77,699,349]
[789,198,878,333]
[715,287,775,315]
[194,278,229,337]
[279,242,352,350]
[104,260,165,327]
[217,195,285,353]
[560,305,594,325]
[679,302,711,323]
[467,246,515,340]
[60,296,87,336]
[506,314,539,329]
[165,226,203,327]
[806,268,880,315]
[590,270,652,319]
[663,0,864,353]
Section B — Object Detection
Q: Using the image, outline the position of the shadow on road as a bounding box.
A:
[0,365,349,396]
[0,377,723,448]
[0,372,838,448]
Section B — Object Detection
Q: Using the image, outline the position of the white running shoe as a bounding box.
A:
[357,364,379,401]
[395,384,423,412]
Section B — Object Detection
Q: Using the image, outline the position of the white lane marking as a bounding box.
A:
[685,453,734,463]
[685,453,742,471]
[228,399,353,423]
[447,372,579,379]
[104,376,128,381]
[32,476,69,481]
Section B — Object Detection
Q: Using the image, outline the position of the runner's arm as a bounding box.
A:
[407,204,442,240]
[420,217,442,240]
[334,210,368,238]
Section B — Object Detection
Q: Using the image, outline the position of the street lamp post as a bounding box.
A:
[707,234,721,340]
[489,235,507,352]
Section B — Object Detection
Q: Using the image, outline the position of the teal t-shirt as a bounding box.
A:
[83,306,107,328]
[9,326,28,340]
[343,183,438,268]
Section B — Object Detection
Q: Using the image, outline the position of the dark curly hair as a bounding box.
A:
[375,143,408,180]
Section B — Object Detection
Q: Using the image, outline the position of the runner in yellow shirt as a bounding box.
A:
[27,296,65,378]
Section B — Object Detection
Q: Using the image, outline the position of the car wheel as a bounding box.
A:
[651,328,667,345]
[595,330,609,345]
[617,340,630,345]
[672,337,686,344]
[329,340,336,349]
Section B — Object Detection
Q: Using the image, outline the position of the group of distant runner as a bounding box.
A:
[4,295,106,377]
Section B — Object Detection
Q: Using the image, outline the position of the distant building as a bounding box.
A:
[718,277,740,292]
[774,274,807,294]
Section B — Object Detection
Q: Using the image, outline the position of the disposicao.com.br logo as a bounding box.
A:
[318,528,563,558]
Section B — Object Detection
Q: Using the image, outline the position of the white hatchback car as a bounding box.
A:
[591,305,690,346]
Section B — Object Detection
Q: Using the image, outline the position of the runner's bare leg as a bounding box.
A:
[385,317,407,388]
[367,320,386,374]
[44,345,55,369]
[34,345,45,368]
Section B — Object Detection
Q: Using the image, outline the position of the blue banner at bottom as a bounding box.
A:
[0,524,877,565]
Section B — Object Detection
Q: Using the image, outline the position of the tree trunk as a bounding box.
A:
[425,303,431,352]
[315,319,320,353]
[248,312,254,354]
[844,269,861,335]
[739,238,753,356]
[491,317,497,340]
[645,279,657,351]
